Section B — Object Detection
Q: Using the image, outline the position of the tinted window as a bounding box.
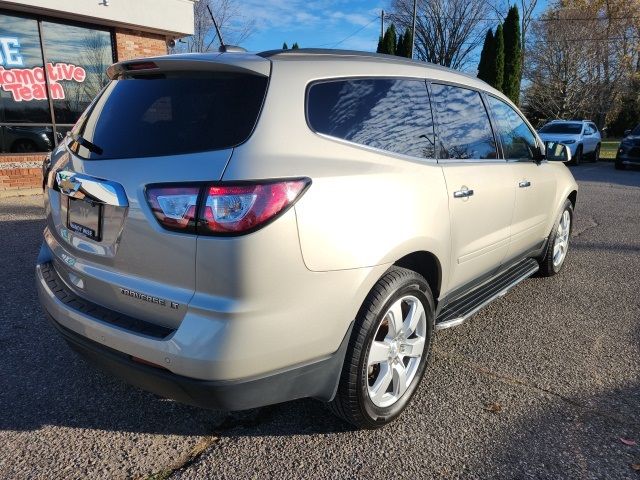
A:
[42,21,112,125]
[307,78,436,159]
[487,96,537,160]
[539,123,582,134]
[71,71,268,160]
[430,84,497,160]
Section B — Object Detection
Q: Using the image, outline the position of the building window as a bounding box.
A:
[0,11,114,153]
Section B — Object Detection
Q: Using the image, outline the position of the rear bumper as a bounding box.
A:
[36,253,353,410]
[47,312,351,410]
[616,154,640,165]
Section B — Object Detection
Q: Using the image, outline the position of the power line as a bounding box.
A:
[314,15,380,48]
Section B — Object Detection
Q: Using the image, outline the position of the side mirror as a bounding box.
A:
[624,129,631,137]
[545,141,572,162]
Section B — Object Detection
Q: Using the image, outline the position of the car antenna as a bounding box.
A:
[206,5,246,53]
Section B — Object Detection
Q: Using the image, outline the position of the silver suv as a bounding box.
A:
[36,49,577,428]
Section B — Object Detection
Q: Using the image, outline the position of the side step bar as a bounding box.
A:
[435,258,539,330]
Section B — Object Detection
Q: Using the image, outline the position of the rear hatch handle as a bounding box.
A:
[55,170,128,207]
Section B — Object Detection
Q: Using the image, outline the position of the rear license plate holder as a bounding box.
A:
[67,197,102,241]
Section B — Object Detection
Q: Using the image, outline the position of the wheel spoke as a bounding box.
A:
[392,362,408,397]
[387,300,404,337]
[368,341,390,365]
[403,299,425,337]
[402,336,425,357]
[370,362,392,403]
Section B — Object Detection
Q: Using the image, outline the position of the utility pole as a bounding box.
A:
[381,10,385,39]
[411,0,417,59]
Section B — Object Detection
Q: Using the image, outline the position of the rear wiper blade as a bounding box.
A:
[69,132,103,155]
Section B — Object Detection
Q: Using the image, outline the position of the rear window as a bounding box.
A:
[539,123,583,134]
[69,71,268,160]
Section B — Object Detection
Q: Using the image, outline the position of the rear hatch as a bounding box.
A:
[44,54,270,330]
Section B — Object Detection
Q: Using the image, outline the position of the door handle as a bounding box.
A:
[518,180,531,188]
[453,188,474,198]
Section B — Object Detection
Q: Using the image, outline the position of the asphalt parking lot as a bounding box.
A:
[1,161,639,479]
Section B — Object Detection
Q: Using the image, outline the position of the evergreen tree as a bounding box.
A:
[380,24,397,55]
[292,42,299,49]
[396,32,405,57]
[477,29,494,83]
[402,28,413,58]
[282,42,288,50]
[490,24,505,92]
[502,5,522,104]
[376,35,384,53]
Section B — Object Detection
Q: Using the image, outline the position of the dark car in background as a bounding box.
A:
[616,125,640,170]
[0,126,60,153]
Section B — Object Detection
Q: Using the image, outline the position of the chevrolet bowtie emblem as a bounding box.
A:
[56,172,81,195]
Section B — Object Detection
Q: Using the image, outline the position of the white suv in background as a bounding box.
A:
[538,120,601,164]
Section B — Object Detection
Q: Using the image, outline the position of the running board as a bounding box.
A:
[435,258,539,330]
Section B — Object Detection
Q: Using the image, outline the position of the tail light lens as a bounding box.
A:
[146,186,200,232]
[145,179,309,235]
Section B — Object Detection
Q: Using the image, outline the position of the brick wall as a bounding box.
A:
[0,154,45,197]
[114,28,169,61]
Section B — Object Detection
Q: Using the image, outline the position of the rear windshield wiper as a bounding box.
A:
[68,132,103,155]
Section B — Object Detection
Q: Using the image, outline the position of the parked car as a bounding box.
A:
[538,120,601,164]
[616,124,640,170]
[36,49,577,429]
[1,125,54,153]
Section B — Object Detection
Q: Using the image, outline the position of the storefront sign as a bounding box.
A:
[0,36,86,101]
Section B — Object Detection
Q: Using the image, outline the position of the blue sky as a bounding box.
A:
[240,0,551,57]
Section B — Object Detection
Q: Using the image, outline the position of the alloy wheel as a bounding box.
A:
[553,210,571,268]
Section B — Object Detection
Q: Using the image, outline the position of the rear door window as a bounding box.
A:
[307,78,436,159]
[487,96,538,161]
[70,71,268,160]
[430,84,498,161]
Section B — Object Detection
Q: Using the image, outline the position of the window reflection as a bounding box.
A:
[42,22,112,125]
[430,84,497,160]
[308,78,436,159]
[487,96,537,160]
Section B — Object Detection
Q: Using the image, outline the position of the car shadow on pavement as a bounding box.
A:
[569,163,640,188]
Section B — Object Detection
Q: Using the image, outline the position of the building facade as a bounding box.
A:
[0,0,195,196]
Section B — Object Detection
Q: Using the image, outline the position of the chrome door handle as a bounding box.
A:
[453,188,474,198]
[518,180,531,188]
[55,170,129,207]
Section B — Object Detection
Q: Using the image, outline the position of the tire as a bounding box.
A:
[539,199,573,277]
[329,267,435,429]
[593,144,600,162]
[573,145,583,165]
[615,159,626,170]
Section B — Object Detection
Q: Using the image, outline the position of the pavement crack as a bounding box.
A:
[137,407,277,480]
[436,349,639,429]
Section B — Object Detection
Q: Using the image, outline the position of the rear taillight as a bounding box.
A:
[145,179,309,235]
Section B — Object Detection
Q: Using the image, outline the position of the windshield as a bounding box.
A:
[69,71,268,160]
[539,123,583,134]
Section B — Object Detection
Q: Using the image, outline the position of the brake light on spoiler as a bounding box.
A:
[145,179,310,235]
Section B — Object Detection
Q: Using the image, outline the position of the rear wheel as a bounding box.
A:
[539,199,573,276]
[615,159,626,170]
[329,267,434,428]
[593,144,600,162]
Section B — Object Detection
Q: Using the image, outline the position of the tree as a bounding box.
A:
[282,42,288,50]
[396,32,406,57]
[491,24,505,92]
[391,0,489,69]
[502,5,522,104]
[376,35,384,53]
[402,28,413,58]
[477,29,494,83]
[174,0,254,53]
[379,24,397,55]
[292,42,300,49]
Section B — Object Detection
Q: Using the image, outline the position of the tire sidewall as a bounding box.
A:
[357,278,434,426]
[551,201,574,273]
